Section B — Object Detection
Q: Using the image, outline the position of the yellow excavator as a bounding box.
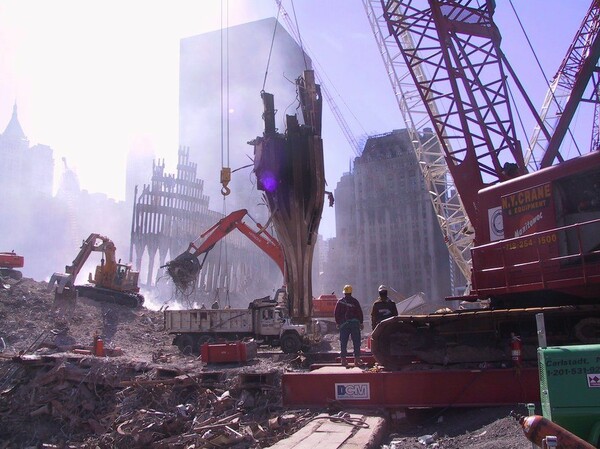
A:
[48,233,144,308]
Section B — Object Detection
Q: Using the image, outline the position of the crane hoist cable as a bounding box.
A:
[263,1,282,92]
[508,0,582,165]
[216,196,231,308]
[275,0,367,157]
[216,0,232,306]
[289,0,310,71]
[220,0,232,197]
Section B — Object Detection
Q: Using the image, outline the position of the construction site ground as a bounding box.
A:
[1,278,535,448]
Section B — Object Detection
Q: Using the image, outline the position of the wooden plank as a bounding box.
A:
[265,414,386,449]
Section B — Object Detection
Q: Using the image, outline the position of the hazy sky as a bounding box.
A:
[0,1,589,238]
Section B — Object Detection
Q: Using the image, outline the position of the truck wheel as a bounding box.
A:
[280,333,302,354]
[177,335,196,355]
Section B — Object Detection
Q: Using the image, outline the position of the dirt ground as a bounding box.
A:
[0,278,537,448]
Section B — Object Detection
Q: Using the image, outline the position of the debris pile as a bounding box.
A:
[1,351,319,448]
[0,278,543,449]
[0,279,315,448]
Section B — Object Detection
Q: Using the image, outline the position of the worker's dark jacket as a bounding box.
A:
[370,296,398,329]
[334,294,364,327]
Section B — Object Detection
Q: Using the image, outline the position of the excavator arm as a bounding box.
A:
[50,234,118,294]
[66,234,117,278]
[48,233,143,307]
[165,209,285,291]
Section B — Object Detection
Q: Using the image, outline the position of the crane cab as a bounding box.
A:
[473,151,600,306]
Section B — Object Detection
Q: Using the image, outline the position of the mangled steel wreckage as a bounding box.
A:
[250,70,325,324]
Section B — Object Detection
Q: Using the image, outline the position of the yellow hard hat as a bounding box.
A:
[343,285,352,294]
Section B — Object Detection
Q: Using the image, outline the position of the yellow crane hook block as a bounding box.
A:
[220,167,231,196]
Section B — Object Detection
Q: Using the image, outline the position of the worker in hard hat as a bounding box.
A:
[334,284,364,366]
[370,285,398,329]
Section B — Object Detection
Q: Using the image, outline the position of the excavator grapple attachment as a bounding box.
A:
[165,252,201,291]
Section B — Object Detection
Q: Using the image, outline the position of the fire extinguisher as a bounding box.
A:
[94,334,105,357]
[511,412,596,449]
[510,333,522,367]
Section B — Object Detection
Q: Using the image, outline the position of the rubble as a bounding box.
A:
[0,278,536,448]
[0,350,314,448]
[0,279,315,448]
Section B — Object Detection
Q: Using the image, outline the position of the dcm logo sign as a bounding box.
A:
[335,383,371,400]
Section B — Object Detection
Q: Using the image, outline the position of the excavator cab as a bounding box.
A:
[92,261,139,293]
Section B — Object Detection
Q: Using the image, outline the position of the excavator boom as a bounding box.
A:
[165,209,285,292]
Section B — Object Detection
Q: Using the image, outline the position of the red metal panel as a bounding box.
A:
[283,367,540,408]
[200,341,257,363]
[312,294,337,318]
[0,251,24,268]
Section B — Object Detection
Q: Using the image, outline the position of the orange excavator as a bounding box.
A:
[165,209,284,293]
[164,209,335,322]
[48,234,144,308]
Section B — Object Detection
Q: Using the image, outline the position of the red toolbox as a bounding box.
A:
[200,341,257,363]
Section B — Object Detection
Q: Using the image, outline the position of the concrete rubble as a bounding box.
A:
[0,278,538,448]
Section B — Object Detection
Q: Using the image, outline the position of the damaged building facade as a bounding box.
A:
[325,129,452,308]
[178,18,311,225]
[131,147,283,307]
[143,18,315,305]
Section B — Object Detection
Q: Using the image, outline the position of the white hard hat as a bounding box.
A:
[378,285,388,292]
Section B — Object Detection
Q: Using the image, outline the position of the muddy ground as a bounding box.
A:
[0,278,537,448]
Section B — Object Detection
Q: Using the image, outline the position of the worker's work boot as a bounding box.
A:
[354,357,363,366]
[340,357,348,366]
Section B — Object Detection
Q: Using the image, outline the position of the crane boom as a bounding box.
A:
[378,0,531,224]
[539,1,600,168]
[366,0,600,369]
[363,0,475,281]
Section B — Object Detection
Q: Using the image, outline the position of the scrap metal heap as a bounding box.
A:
[249,70,325,324]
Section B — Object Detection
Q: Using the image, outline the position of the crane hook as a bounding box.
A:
[220,167,231,196]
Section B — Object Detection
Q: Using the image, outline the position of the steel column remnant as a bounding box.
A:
[250,70,325,322]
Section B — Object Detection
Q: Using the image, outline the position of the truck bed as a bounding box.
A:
[164,309,253,334]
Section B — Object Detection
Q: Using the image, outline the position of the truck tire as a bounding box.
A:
[176,335,196,355]
[280,333,302,354]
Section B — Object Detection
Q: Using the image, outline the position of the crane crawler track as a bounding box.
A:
[76,285,144,308]
[370,305,600,370]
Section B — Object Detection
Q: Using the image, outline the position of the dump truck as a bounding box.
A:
[164,293,318,355]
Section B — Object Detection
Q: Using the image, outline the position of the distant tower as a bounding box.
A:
[55,158,81,247]
[332,129,451,305]
[178,17,311,218]
[0,102,53,203]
